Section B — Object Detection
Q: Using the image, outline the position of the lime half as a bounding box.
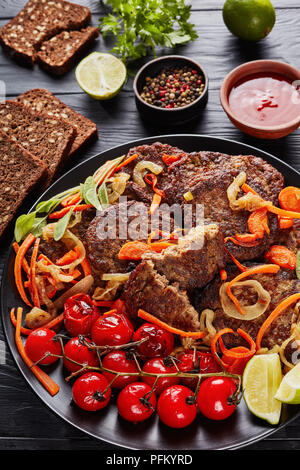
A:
[275,361,300,404]
[243,353,282,425]
[75,52,127,100]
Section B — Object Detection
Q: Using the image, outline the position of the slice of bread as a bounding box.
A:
[0,0,91,65]
[0,100,76,185]
[0,130,47,237]
[37,26,100,76]
[16,89,98,156]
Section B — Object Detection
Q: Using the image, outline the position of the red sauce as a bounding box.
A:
[229,73,300,127]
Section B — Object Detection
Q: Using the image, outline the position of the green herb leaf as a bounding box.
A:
[36,198,60,214]
[54,209,73,241]
[99,0,198,63]
[31,217,48,238]
[83,176,102,211]
[296,250,300,280]
[98,183,109,209]
[14,212,36,242]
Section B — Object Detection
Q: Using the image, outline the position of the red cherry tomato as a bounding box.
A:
[91,312,134,346]
[133,323,174,359]
[102,351,139,389]
[117,382,156,423]
[177,350,221,389]
[64,293,99,337]
[63,336,99,373]
[157,385,197,428]
[196,377,237,421]
[72,372,111,411]
[25,328,61,365]
[142,358,180,395]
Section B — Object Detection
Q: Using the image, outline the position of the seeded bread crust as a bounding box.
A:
[0,0,91,65]
[0,100,76,185]
[16,88,98,156]
[0,130,47,237]
[37,26,100,76]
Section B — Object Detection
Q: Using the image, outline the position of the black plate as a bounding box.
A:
[2,134,300,450]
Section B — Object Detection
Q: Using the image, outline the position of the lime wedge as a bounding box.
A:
[243,353,282,425]
[75,52,127,100]
[275,361,300,404]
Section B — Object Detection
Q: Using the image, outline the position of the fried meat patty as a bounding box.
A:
[85,200,176,277]
[195,264,300,350]
[115,144,284,262]
[143,223,226,291]
[123,260,202,331]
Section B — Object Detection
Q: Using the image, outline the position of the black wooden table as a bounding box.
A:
[1,0,300,451]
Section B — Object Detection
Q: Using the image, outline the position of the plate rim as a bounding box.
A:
[2,133,300,451]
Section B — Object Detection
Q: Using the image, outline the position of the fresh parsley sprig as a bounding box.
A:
[99,0,198,63]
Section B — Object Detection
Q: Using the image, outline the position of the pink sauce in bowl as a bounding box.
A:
[229,73,300,128]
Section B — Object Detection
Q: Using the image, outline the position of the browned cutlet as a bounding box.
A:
[123,260,202,331]
[143,223,226,291]
[165,151,285,261]
[85,200,176,279]
[195,263,300,350]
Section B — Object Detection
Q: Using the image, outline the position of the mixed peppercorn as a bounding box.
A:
[140,65,205,109]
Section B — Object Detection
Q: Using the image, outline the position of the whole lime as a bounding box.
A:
[223,0,276,42]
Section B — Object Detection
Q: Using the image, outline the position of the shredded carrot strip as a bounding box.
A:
[149,193,162,215]
[114,153,138,171]
[56,249,78,266]
[10,308,32,335]
[48,204,92,220]
[138,309,205,338]
[224,236,262,248]
[248,208,270,237]
[30,238,41,308]
[14,307,60,396]
[235,233,259,243]
[61,192,81,207]
[278,216,294,230]
[14,233,35,307]
[118,241,150,260]
[220,269,227,281]
[144,173,165,198]
[81,257,92,276]
[224,246,247,272]
[241,183,258,195]
[226,264,280,315]
[38,254,53,265]
[256,293,300,350]
[162,154,181,165]
[264,245,296,270]
[92,300,115,307]
[13,242,30,275]
[102,309,118,317]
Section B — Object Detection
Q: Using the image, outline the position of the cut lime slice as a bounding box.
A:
[243,353,282,425]
[275,361,300,404]
[75,52,127,100]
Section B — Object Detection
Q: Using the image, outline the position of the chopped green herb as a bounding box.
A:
[99,0,198,63]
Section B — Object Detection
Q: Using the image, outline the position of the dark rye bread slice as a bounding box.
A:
[16,89,98,155]
[0,101,76,185]
[0,0,91,65]
[37,27,100,76]
[0,130,47,237]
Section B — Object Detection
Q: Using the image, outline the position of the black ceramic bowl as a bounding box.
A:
[133,55,209,125]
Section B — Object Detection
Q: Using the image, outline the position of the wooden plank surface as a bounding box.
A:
[0,0,300,452]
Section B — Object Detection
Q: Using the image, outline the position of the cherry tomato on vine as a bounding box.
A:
[72,372,111,411]
[25,328,61,365]
[63,336,99,373]
[102,351,139,389]
[133,323,174,359]
[177,350,221,389]
[91,312,134,346]
[157,385,197,428]
[196,377,237,421]
[117,382,157,423]
[142,358,180,395]
[64,293,99,337]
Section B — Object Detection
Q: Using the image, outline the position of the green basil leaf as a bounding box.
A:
[98,183,109,209]
[31,217,48,238]
[36,198,60,214]
[14,212,36,242]
[54,209,73,241]
[296,251,300,280]
[83,176,102,210]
